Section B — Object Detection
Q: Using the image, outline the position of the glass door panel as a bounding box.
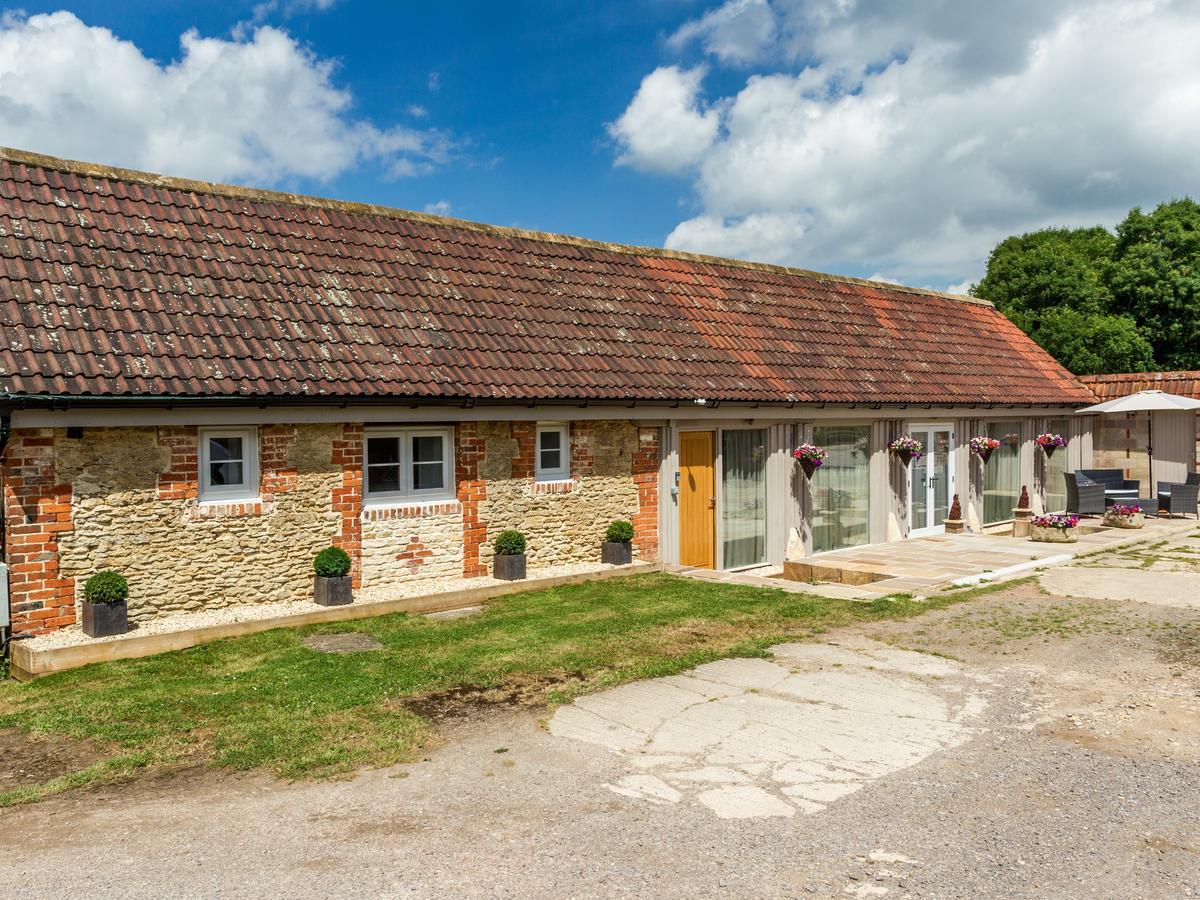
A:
[721,429,767,569]
[812,425,871,553]
[910,426,954,536]
[984,421,1022,524]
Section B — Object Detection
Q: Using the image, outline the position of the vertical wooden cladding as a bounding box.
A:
[679,431,715,568]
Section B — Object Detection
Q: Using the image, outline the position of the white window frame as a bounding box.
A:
[364,427,455,506]
[535,423,571,482]
[198,427,260,504]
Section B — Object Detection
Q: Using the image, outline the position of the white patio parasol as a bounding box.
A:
[1077,389,1200,494]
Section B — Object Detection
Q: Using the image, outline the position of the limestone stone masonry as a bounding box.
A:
[2,419,662,634]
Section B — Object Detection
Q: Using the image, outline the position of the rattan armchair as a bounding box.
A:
[1157,479,1200,518]
[1065,472,1106,515]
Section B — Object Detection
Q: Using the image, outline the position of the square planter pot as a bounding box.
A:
[1030,524,1078,543]
[493,554,527,581]
[314,575,353,606]
[1103,513,1145,529]
[82,599,128,638]
[602,541,633,565]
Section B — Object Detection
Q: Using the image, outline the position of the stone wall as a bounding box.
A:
[1,418,663,635]
[360,503,464,589]
[473,420,651,570]
[54,424,343,624]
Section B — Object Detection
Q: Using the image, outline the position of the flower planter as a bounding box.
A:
[602,541,633,565]
[1030,524,1078,543]
[82,599,128,638]
[977,448,993,465]
[893,449,916,466]
[493,554,527,581]
[798,458,819,479]
[1042,445,1057,458]
[1103,512,1145,529]
[314,575,353,606]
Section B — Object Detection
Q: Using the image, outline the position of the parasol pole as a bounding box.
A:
[1147,412,1154,501]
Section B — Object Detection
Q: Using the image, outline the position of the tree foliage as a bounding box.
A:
[973,199,1200,374]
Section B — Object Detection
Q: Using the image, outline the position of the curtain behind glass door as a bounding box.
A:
[812,425,871,553]
[721,429,767,568]
[984,420,1022,524]
[1043,418,1068,512]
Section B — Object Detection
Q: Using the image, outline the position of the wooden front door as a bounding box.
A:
[679,430,716,568]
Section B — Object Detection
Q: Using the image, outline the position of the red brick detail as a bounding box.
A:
[331,423,364,588]
[511,422,536,480]
[260,425,298,498]
[632,427,660,560]
[362,501,462,521]
[2,429,75,635]
[456,422,487,578]
[395,536,434,570]
[570,421,595,476]
[531,479,577,494]
[156,426,199,501]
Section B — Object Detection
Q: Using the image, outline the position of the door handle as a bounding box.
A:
[707,497,715,509]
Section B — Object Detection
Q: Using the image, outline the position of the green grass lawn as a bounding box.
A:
[0,572,980,806]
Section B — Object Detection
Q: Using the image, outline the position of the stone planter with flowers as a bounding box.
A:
[1103,504,1145,529]
[1030,513,1080,543]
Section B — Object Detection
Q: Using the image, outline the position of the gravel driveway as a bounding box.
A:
[1,579,1197,898]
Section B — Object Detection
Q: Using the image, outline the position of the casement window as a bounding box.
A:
[198,427,259,503]
[364,428,454,504]
[535,424,570,481]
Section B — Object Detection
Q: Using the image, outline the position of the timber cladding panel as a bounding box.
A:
[1,419,660,635]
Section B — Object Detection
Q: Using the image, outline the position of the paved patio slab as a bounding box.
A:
[549,638,988,820]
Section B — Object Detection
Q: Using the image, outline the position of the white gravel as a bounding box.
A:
[25,560,621,652]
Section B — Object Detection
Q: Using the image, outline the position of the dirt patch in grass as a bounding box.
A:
[0,728,103,789]
[403,671,589,722]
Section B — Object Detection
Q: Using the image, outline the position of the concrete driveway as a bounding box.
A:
[550,639,988,819]
[2,579,1197,898]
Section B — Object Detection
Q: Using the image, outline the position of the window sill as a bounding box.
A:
[362,498,463,520]
[532,478,578,495]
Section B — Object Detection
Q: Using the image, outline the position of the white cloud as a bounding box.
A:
[0,11,450,185]
[668,0,776,64]
[616,0,1200,288]
[423,200,452,215]
[608,66,722,173]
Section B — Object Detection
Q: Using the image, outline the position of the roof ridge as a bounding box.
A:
[0,145,992,308]
[1077,370,1200,381]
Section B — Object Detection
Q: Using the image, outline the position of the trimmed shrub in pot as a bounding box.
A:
[602,520,634,565]
[493,530,527,581]
[313,546,353,606]
[82,570,129,638]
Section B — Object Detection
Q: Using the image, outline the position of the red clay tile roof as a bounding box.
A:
[1078,371,1200,401]
[0,148,1093,406]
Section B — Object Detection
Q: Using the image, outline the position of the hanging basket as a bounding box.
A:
[893,448,915,467]
[1042,445,1057,458]
[978,448,993,465]
[799,458,819,479]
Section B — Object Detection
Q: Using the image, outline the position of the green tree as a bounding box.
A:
[1108,199,1200,369]
[973,226,1153,374]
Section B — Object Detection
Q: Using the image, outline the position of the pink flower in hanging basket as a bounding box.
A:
[1035,432,1066,449]
[793,443,828,478]
[969,436,1001,457]
[888,436,923,463]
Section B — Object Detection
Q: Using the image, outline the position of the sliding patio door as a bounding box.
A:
[721,429,768,569]
[983,420,1023,524]
[811,425,871,554]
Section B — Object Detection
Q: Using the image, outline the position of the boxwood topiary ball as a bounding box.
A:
[314,546,352,577]
[84,570,128,605]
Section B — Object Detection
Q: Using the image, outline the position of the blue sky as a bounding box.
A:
[7,0,708,247]
[2,1,1198,289]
